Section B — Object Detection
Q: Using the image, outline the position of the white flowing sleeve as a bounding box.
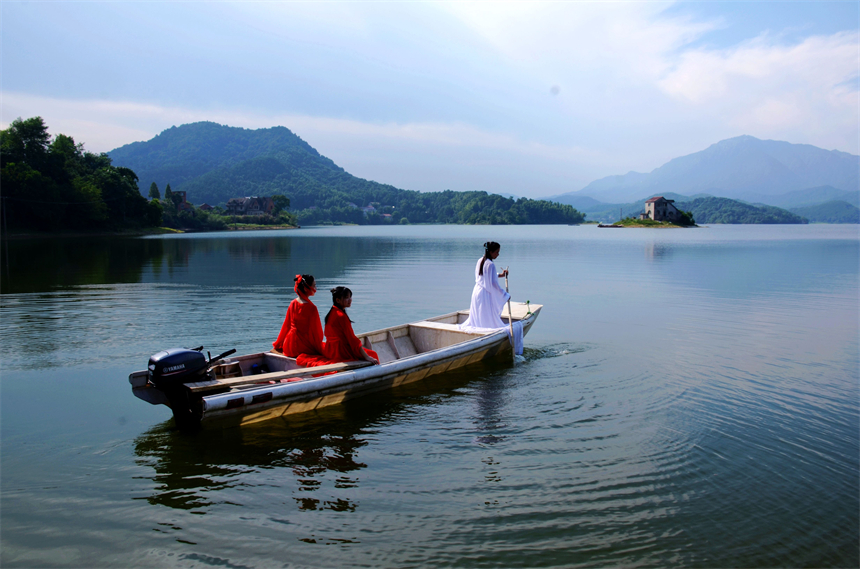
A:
[484,260,510,301]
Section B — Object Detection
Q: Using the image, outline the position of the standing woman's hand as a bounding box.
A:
[499,269,508,278]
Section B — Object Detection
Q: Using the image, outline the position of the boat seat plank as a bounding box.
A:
[410,321,471,332]
[501,301,541,320]
[373,339,398,364]
[186,360,373,393]
[386,331,401,359]
[394,334,417,357]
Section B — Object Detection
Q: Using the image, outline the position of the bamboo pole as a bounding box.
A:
[505,266,515,363]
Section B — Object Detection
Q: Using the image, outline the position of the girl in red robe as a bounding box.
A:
[323,286,379,365]
[273,274,329,366]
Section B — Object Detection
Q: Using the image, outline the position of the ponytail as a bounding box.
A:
[479,242,500,276]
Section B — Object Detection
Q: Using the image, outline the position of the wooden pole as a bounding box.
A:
[505,266,515,362]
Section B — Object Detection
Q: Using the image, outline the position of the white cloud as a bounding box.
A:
[659,31,859,104]
[657,31,860,151]
[0,91,603,195]
[0,91,595,158]
[2,3,857,195]
[442,3,716,79]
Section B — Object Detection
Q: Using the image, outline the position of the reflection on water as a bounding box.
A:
[131,358,513,516]
[1,225,858,568]
[1,236,167,293]
[134,413,368,513]
[644,241,671,260]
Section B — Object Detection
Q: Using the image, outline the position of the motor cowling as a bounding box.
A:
[148,348,209,390]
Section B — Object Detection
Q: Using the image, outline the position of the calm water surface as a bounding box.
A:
[1,224,858,568]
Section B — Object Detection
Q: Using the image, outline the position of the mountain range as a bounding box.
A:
[109,124,859,224]
[546,135,858,205]
[108,122,583,225]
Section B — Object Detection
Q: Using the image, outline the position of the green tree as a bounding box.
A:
[148,182,160,200]
[0,116,157,231]
[677,210,696,226]
[147,199,164,226]
[163,184,176,210]
[1,116,52,169]
[272,194,290,214]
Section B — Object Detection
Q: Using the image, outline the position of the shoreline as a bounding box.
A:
[3,225,301,240]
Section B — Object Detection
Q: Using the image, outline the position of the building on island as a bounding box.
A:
[640,196,681,222]
[225,197,275,216]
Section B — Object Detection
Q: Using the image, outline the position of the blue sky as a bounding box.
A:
[2,1,858,198]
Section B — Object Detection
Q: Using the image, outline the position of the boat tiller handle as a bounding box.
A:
[208,348,237,366]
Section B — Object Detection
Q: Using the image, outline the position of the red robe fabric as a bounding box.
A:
[272,298,328,365]
[323,306,379,363]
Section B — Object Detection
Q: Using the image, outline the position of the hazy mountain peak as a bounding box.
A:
[562,136,858,203]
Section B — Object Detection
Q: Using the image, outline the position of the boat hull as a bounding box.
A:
[130,303,541,428]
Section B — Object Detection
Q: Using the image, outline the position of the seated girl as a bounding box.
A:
[272,274,329,366]
[322,286,379,365]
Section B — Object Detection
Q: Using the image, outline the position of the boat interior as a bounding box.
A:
[130,302,541,398]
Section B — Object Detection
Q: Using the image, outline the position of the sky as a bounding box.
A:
[2,1,858,199]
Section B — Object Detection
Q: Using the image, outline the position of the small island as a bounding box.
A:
[599,196,696,228]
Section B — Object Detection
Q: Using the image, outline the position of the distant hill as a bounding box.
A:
[554,192,709,223]
[676,197,807,225]
[788,201,860,224]
[108,122,584,225]
[747,185,860,209]
[108,122,384,207]
[563,192,804,224]
[548,136,859,204]
[543,194,608,211]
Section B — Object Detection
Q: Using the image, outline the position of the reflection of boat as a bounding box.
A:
[129,302,542,429]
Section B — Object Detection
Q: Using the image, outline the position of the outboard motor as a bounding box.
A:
[149,348,209,390]
[148,346,236,431]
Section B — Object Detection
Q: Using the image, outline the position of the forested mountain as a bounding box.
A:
[109,122,584,225]
[675,197,807,224]
[748,185,860,209]
[788,201,860,223]
[548,136,859,204]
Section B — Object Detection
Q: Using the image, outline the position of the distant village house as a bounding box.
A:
[174,191,194,212]
[640,196,680,222]
[225,197,275,216]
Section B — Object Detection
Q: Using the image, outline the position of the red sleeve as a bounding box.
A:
[273,300,295,351]
[307,303,324,354]
[339,310,364,358]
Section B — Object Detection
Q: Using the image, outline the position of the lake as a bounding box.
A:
[1,224,857,568]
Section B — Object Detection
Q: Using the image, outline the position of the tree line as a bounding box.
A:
[147,182,297,231]
[296,190,585,225]
[1,117,161,232]
[3,116,584,233]
[675,197,807,224]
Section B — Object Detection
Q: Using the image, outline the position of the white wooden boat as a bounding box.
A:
[129,301,541,429]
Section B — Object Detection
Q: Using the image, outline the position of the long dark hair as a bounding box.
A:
[479,242,500,276]
[294,274,315,296]
[325,286,354,325]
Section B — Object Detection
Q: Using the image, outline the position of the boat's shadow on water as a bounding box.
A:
[132,345,581,513]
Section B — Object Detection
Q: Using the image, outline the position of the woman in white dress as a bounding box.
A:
[461,241,510,329]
